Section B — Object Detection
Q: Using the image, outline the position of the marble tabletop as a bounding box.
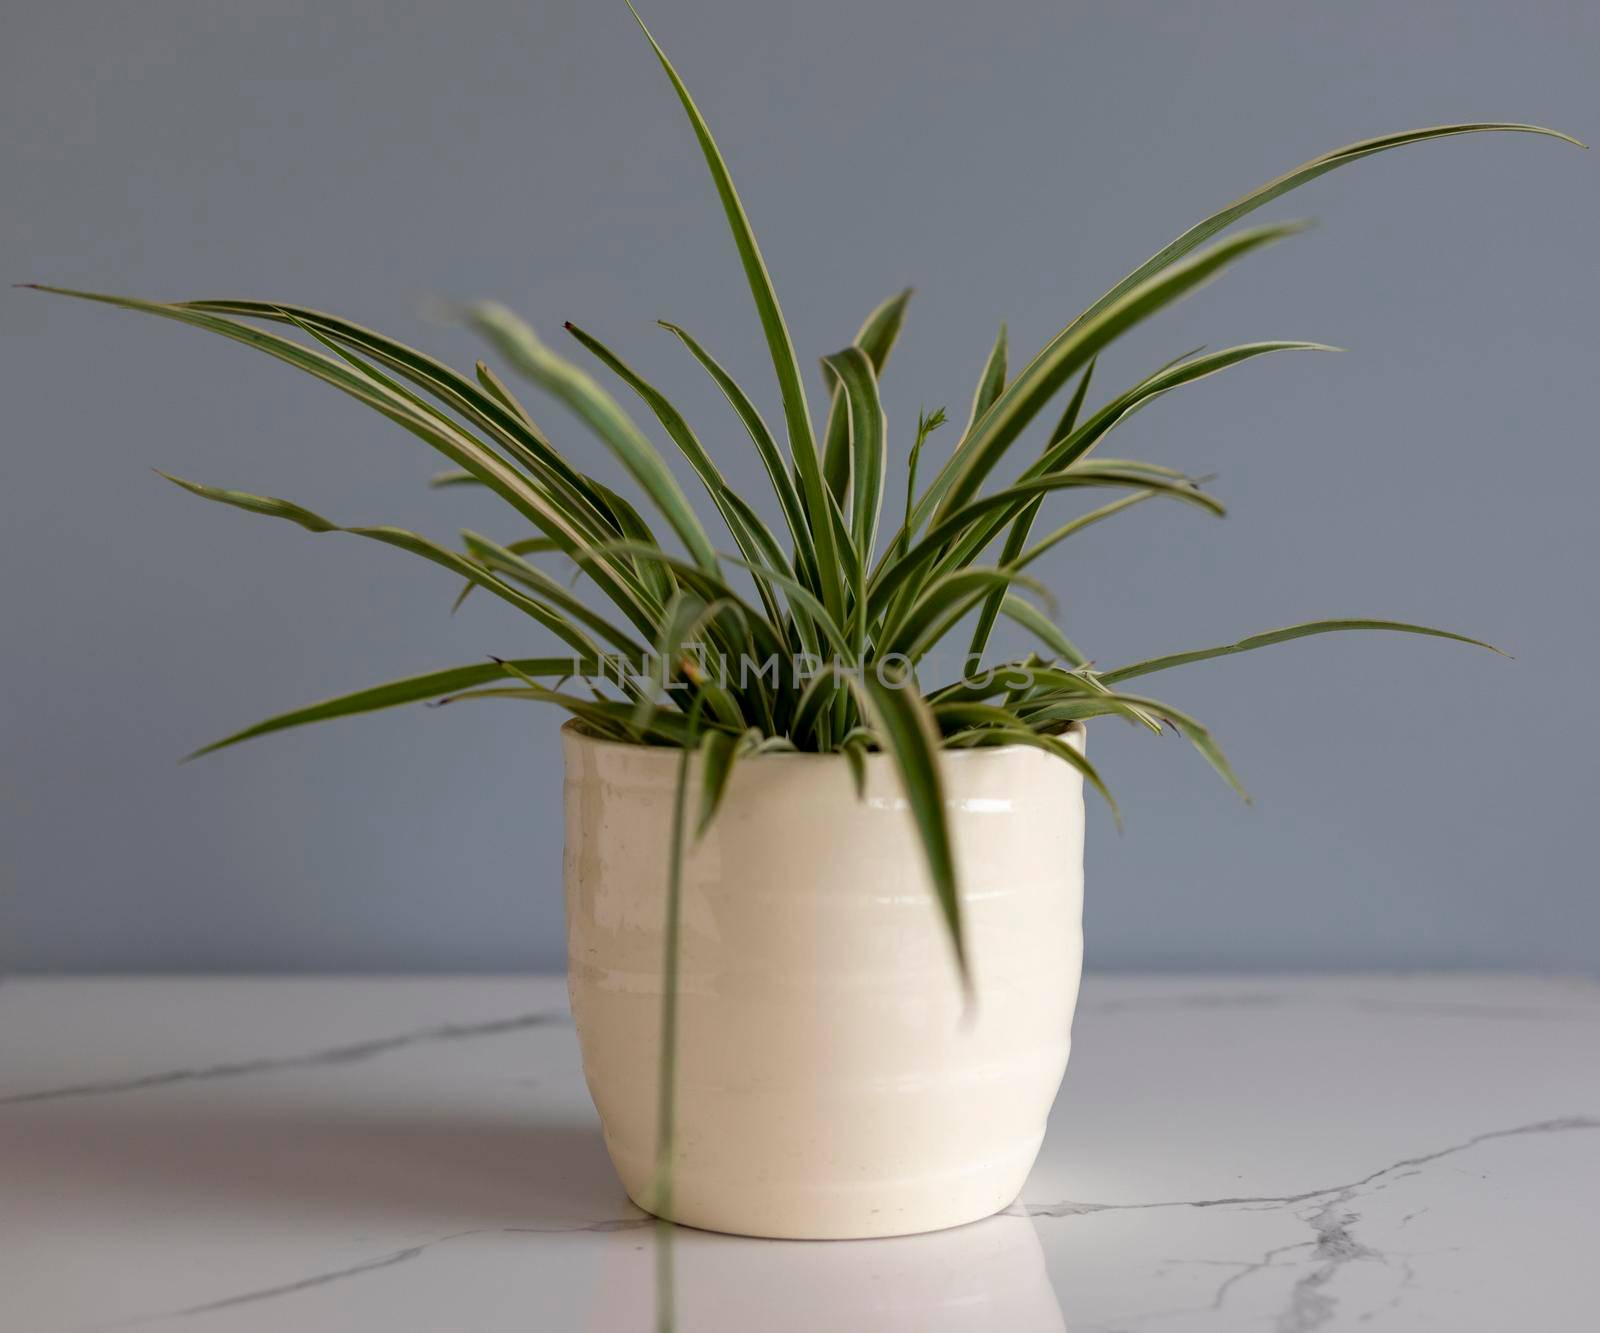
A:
[2,974,1596,1331]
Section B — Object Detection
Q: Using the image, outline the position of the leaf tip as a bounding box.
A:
[957,984,979,1030]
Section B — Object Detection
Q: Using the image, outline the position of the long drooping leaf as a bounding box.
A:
[450,533,563,614]
[458,530,645,656]
[1099,619,1506,685]
[1090,688,1249,801]
[822,288,912,499]
[851,670,968,987]
[30,286,663,636]
[451,671,708,748]
[695,726,761,837]
[185,657,596,759]
[464,303,723,576]
[182,299,615,526]
[157,473,605,660]
[627,2,845,623]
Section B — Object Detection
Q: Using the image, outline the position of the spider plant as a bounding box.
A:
[27,8,1579,987]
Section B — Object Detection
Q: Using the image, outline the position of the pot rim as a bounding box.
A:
[560,716,1083,763]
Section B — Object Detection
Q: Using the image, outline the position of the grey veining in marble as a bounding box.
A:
[2,975,1596,1331]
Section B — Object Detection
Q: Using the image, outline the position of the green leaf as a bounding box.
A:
[586,539,806,665]
[450,533,563,614]
[707,550,856,664]
[464,303,723,576]
[33,286,663,636]
[871,462,1223,622]
[820,346,888,565]
[1011,491,1159,573]
[921,221,1307,525]
[1071,123,1583,337]
[841,734,870,800]
[966,358,1095,661]
[884,566,1055,663]
[850,669,968,987]
[627,2,845,624]
[1046,358,1097,449]
[635,590,751,733]
[822,288,913,499]
[788,664,850,748]
[657,321,821,600]
[696,727,760,838]
[1099,618,1508,685]
[429,469,483,489]
[995,593,1087,667]
[459,530,645,655]
[474,359,540,430]
[157,472,606,661]
[185,657,594,758]
[1035,342,1337,476]
[917,342,1331,621]
[962,323,1009,439]
[890,406,948,564]
[564,320,733,519]
[589,478,677,606]
[183,300,617,534]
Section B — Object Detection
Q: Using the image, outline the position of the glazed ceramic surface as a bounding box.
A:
[562,719,1087,1239]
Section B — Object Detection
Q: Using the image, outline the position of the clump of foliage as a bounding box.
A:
[29,7,1579,978]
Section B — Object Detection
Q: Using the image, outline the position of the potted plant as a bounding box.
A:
[27,6,1579,1240]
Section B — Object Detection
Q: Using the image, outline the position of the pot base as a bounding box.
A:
[608,1133,1043,1241]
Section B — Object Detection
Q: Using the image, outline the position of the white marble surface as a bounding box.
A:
[2,975,1596,1332]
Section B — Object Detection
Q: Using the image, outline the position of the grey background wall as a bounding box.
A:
[3,0,1595,973]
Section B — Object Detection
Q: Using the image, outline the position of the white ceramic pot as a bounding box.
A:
[562,719,1086,1240]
